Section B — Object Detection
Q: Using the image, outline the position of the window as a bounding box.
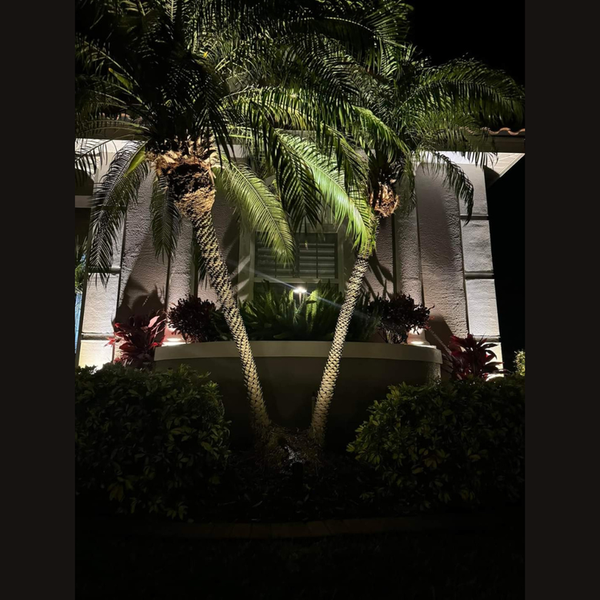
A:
[252,228,343,294]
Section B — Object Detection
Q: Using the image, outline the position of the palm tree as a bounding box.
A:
[76,0,404,441]
[310,45,525,445]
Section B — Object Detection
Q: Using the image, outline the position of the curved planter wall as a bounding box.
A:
[155,341,442,447]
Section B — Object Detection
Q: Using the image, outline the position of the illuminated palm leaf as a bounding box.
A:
[215,162,295,264]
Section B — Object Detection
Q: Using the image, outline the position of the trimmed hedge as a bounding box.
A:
[348,376,524,510]
[75,364,230,520]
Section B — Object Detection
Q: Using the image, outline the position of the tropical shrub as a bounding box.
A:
[348,377,525,510]
[75,364,230,520]
[240,282,340,341]
[514,350,525,376]
[240,282,379,342]
[371,293,431,343]
[168,295,227,343]
[348,293,383,342]
[108,312,166,369]
[445,334,503,380]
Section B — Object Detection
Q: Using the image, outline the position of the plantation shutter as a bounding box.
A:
[255,232,338,281]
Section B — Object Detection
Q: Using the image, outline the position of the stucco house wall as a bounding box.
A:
[76,142,521,368]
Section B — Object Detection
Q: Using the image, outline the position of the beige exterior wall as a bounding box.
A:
[77,145,510,368]
[415,165,470,342]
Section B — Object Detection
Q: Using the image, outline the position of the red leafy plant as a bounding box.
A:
[167,295,225,343]
[108,312,166,369]
[446,334,503,380]
[371,293,432,344]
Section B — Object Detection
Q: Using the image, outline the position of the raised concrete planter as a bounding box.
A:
[155,341,442,447]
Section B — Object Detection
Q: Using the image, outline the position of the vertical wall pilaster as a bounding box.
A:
[116,173,169,320]
[415,165,469,344]
[78,144,127,368]
[393,206,424,304]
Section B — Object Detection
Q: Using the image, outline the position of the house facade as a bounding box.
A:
[75,130,524,370]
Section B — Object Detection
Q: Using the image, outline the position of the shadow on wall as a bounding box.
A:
[426,317,453,349]
[424,317,454,380]
[365,250,394,298]
[115,285,165,326]
[117,213,169,317]
[416,169,469,339]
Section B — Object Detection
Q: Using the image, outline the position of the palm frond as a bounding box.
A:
[215,161,295,263]
[422,152,475,219]
[398,58,524,128]
[150,172,182,262]
[395,155,418,217]
[88,142,148,282]
[75,119,148,185]
[350,106,411,161]
[227,88,367,186]
[267,131,372,251]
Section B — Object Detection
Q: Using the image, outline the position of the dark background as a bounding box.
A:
[411,0,525,85]
[5,5,588,600]
[411,0,525,366]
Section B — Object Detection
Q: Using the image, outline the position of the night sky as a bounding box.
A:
[410,0,526,366]
[410,0,525,86]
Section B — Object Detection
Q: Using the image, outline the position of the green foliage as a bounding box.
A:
[240,282,340,341]
[238,282,378,341]
[514,350,525,376]
[75,363,230,520]
[348,293,383,343]
[348,377,524,510]
[77,0,397,279]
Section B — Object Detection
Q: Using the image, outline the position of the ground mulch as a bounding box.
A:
[76,525,524,599]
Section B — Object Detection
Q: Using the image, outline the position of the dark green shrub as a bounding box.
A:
[167,283,382,343]
[240,281,341,340]
[348,293,383,342]
[239,281,379,341]
[75,363,230,520]
[348,377,524,510]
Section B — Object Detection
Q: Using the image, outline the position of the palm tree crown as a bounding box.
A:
[309,44,524,444]
[76,0,416,276]
[76,0,410,441]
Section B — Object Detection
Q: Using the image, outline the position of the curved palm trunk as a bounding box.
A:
[195,210,271,437]
[310,218,381,446]
[177,184,271,441]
